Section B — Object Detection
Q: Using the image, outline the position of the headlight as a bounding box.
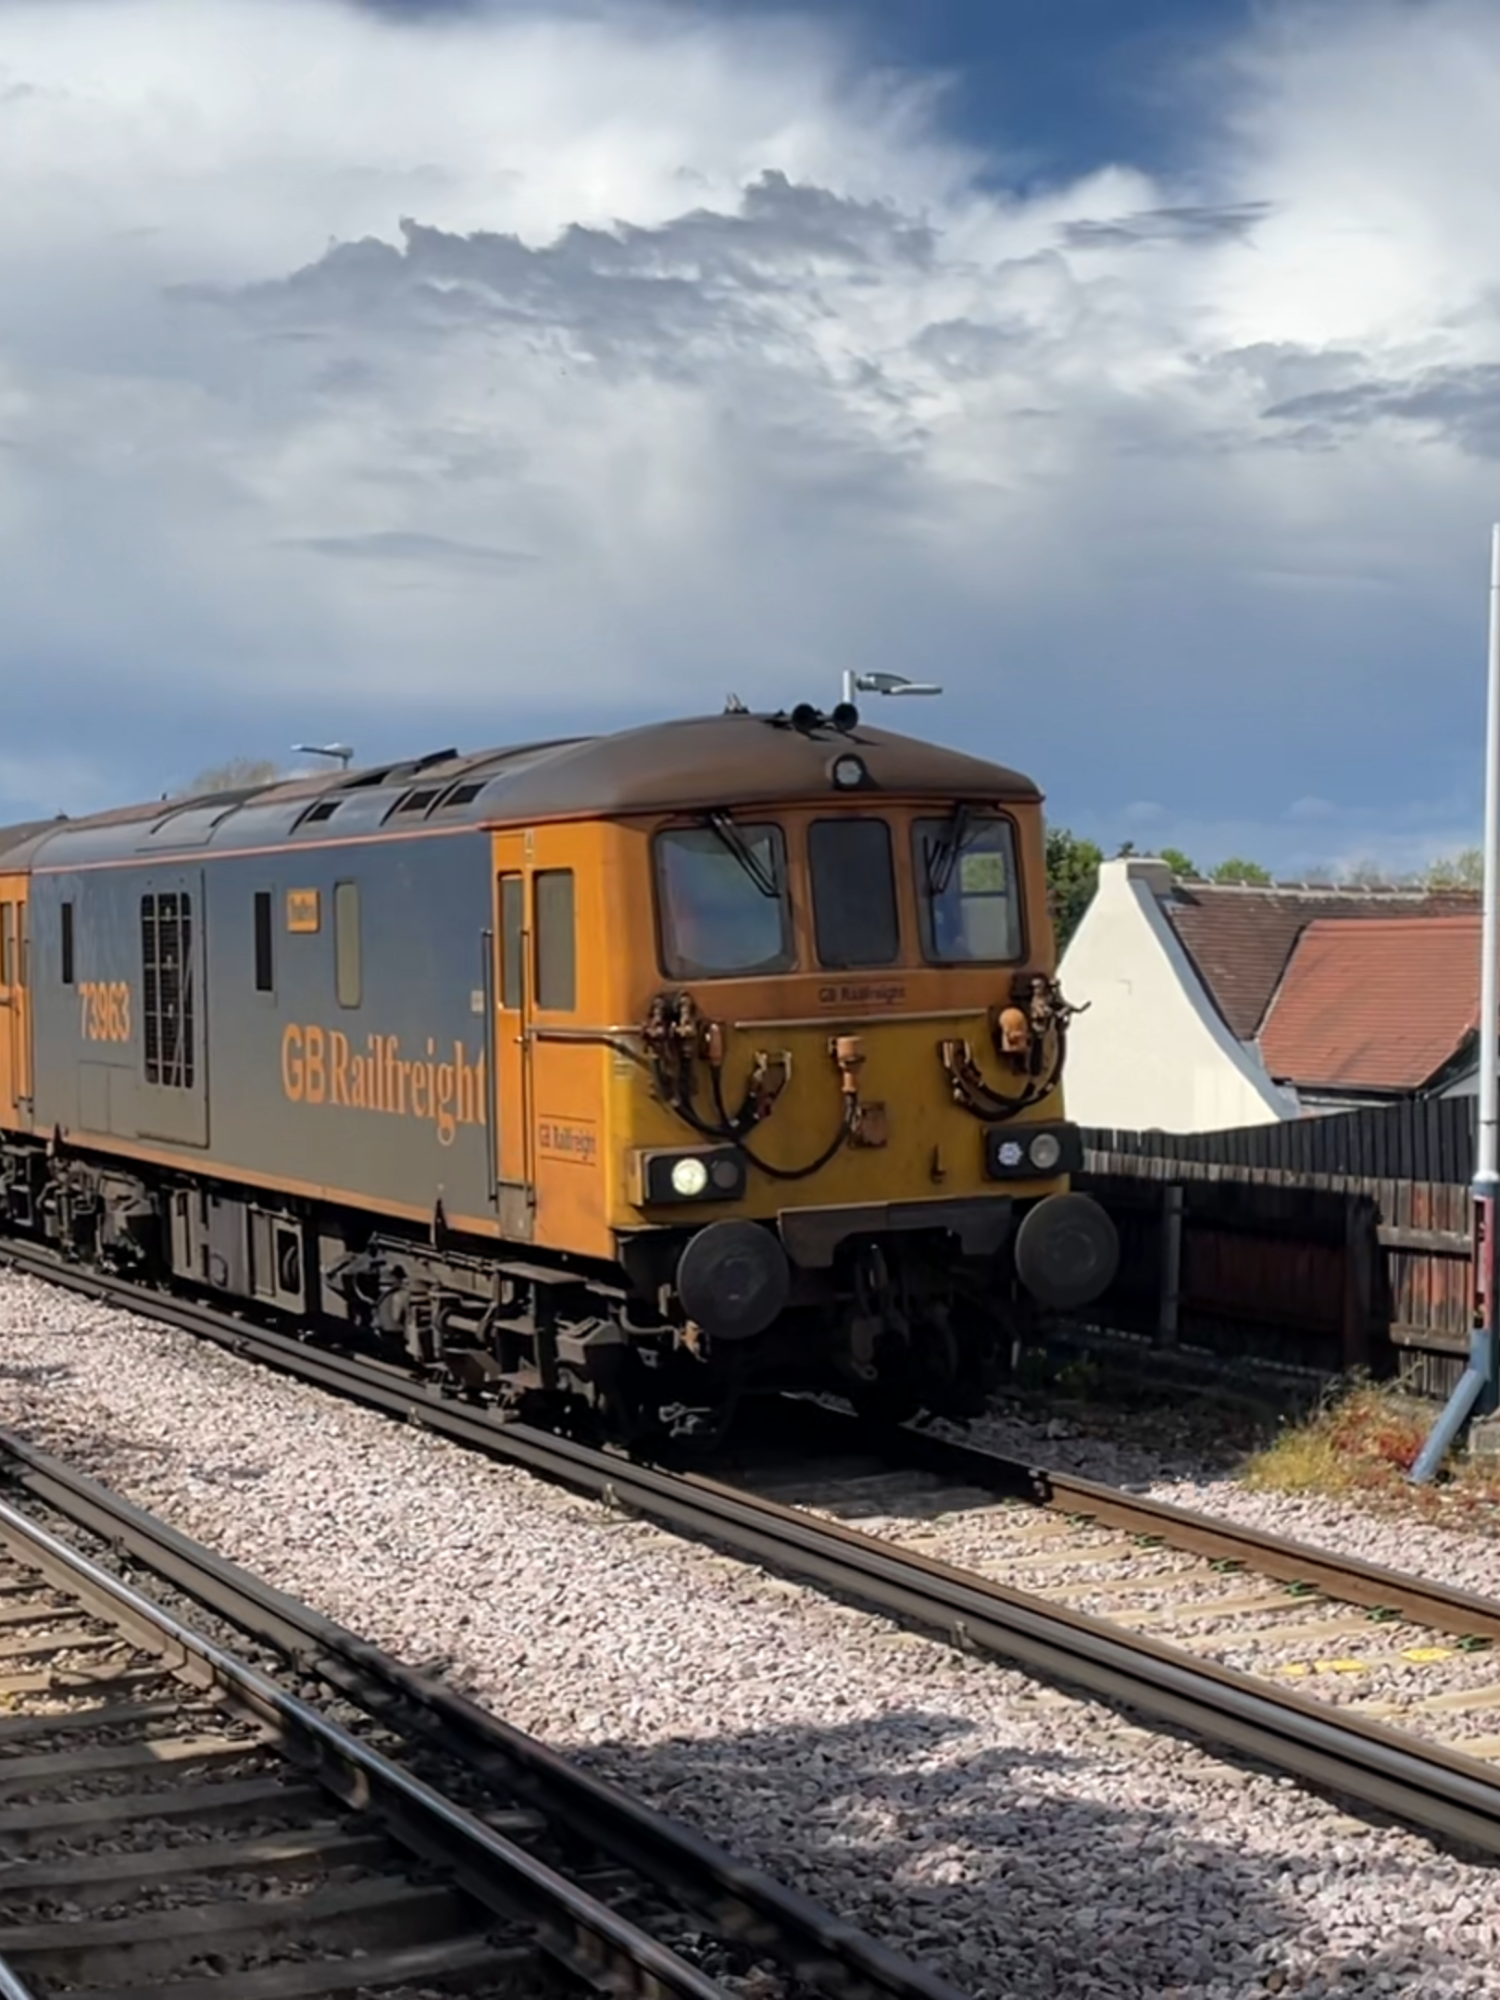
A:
[634,1146,748,1206]
[1028,1131,1063,1172]
[671,1156,710,1197]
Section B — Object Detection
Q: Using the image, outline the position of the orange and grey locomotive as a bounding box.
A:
[0,703,1117,1446]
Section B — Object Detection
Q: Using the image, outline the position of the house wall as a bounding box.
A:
[1059,857,1298,1133]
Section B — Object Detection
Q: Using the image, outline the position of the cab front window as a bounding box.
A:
[809,818,899,968]
[655,822,795,979]
[914,812,1023,963]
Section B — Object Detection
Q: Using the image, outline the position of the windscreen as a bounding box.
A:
[655,823,795,978]
[914,812,1022,962]
[808,818,900,968]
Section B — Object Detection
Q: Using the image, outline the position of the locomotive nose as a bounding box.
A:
[1013,1191,1119,1312]
[675,1220,791,1341]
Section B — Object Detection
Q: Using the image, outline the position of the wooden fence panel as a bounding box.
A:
[1082,1095,1476,1184]
[1076,1152,1475,1394]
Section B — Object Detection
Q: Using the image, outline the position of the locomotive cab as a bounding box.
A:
[479,703,1118,1441]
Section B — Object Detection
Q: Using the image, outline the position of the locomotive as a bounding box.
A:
[0,700,1118,1447]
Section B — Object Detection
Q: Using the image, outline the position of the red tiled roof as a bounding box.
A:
[1258,916,1482,1092]
[1163,884,1481,1040]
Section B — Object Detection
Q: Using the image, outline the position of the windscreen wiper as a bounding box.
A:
[704,811,781,899]
[923,802,972,897]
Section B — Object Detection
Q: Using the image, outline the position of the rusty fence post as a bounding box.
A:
[1158,1183,1184,1348]
[1341,1195,1377,1374]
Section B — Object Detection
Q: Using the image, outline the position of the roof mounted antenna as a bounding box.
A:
[293,741,354,772]
[840,670,943,706]
[724,693,748,713]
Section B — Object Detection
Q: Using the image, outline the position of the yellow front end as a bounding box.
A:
[494,791,1116,1433]
[613,1006,1072,1223]
[591,800,1111,1316]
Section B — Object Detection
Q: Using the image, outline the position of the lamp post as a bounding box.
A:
[841,670,944,707]
[292,742,354,772]
[1412,525,1500,1483]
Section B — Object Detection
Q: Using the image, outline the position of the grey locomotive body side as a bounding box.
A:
[27,823,497,1231]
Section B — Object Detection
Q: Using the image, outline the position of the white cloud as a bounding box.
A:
[1,0,1498,867]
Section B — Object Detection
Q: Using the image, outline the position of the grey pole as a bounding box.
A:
[1412,525,1500,1483]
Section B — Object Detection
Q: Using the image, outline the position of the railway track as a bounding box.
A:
[13,1240,1500,1863]
[0,1420,963,2000]
[0,1478,720,2000]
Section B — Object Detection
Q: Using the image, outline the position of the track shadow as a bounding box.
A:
[0,1398,272,1489]
[560,1706,1484,1999]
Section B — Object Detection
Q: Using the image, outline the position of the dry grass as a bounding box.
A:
[1243,1379,1500,1522]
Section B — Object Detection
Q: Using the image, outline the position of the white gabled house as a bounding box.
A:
[1058,858,1296,1132]
[1057,859,1483,1135]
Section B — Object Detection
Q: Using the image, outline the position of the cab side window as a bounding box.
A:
[534,870,575,1011]
[499,875,523,1009]
[253,892,274,994]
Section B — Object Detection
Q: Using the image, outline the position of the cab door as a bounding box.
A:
[490,829,604,1255]
[492,834,535,1241]
[0,879,31,1131]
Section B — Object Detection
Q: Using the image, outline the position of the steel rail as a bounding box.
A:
[763,1399,1500,1647]
[0,1422,959,2000]
[18,1238,1500,1643]
[0,1479,732,2000]
[0,1957,37,2000]
[15,1243,1500,1853]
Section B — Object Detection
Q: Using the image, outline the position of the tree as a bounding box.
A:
[1425,848,1483,889]
[184,757,283,795]
[1045,826,1104,952]
[1210,857,1273,885]
[1157,846,1200,879]
[1342,857,1389,887]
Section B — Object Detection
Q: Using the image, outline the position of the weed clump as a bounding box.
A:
[1244,1377,1500,1519]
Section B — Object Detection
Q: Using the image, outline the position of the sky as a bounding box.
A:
[1,0,1497,877]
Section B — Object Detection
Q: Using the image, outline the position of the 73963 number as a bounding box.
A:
[80,981,131,1044]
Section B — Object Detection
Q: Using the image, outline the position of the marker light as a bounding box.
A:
[983,1123,1082,1183]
